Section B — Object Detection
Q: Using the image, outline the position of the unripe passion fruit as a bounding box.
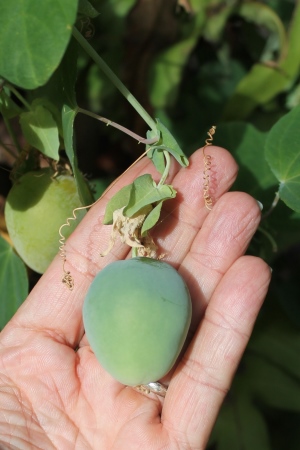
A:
[5,168,84,274]
[83,257,192,386]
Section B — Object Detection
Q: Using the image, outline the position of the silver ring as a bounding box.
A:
[133,381,168,398]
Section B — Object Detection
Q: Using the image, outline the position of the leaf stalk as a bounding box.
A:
[72,27,157,132]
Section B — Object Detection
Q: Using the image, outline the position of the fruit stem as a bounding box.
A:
[72,27,157,133]
[157,150,171,187]
[77,108,158,145]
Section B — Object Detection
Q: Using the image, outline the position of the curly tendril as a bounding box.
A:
[203,125,216,211]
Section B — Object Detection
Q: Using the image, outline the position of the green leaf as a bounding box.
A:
[248,309,300,382]
[0,236,28,330]
[222,64,287,121]
[150,38,198,109]
[141,201,163,236]
[155,119,189,168]
[20,105,60,160]
[146,128,165,174]
[202,3,236,43]
[62,105,94,206]
[78,0,100,18]
[103,184,133,225]
[0,0,78,89]
[147,147,166,175]
[34,39,94,205]
[214,122,277,205]
[124,174,176,217]
[265,105,300,212]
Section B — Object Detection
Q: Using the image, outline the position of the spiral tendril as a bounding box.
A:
[203,125,216,210]
[59,146,153,290]
[59,204,90,290]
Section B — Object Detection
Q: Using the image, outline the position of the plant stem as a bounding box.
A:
[72,27,157,132]
[258,226,278,253]
[132,247,138,258]
[262,191,280,220]
[77,108,158,145]
[157,151,171,187]
[2,116,22,154]
[6,84,31,110]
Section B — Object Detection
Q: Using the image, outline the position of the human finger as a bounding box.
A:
[180,191,262,331]
[162,255,271,449]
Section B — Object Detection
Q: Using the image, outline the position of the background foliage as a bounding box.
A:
[1,0,300,448]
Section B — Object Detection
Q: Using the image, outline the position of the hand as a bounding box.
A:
[0,147,271,450]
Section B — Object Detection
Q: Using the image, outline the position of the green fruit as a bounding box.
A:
[83,257,192,386]
[5,168,84,274]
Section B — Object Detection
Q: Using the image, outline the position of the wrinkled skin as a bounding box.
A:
[0,147,271,450]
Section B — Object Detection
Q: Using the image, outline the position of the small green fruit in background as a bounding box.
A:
[83,257,192,386]
[5,168,85,274]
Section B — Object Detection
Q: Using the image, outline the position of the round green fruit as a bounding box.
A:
[83,257,192,386]
[5,168,84,274]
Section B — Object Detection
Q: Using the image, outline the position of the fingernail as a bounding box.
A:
[256,200,263,211]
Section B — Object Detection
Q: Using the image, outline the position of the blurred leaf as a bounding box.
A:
[286,81,300,109]
[237,2,287,60]
[150,37,198,109]
[222,65,287,121]
[265,105,300,212]
[212,391,271,450]
[277,278,300,326]
[203,3,236,43]
[0,236,28,330]
[108,0,136,17]
[78,0,100,18]
[20,105,60,160]
[0,0,78,89]
[243,353,300,411]
[0,88,22,119]
[89,177,113,200]
[248,309,300,382]
[35,39,94,205]
[149,0,211,110]
[223,1,300,120]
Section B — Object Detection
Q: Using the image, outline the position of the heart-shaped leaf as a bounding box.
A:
[0,0,78,89]
[20,105,60,160]
[265,105,300,212]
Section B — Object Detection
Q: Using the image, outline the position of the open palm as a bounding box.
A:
[0,147,271,450]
